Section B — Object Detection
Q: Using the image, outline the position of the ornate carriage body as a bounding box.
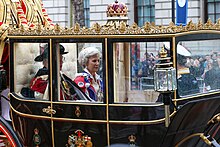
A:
[0,0,219,147]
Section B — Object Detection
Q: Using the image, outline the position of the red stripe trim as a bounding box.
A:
[0,124,17,147]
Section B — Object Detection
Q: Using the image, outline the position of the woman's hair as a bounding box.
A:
[78,47,102,68]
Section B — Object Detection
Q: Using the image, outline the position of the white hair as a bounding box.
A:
[78,47,102,68]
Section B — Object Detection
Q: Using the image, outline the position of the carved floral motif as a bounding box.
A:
[6,19,220,36]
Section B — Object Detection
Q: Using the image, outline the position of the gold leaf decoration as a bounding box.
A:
[54,24,61,33]
[143,22,151,33]
[119,21,126,33]
[73,23,80,33]
[197,19,203,30]
[167,22,177,33]
[6,20,220,36]
[92,22,101,34]
[204,18,214,29]
[186,20,196,31]
[215,18,220,30]
[81,26,89,34]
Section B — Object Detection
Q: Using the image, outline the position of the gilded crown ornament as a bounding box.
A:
[106,0,128,17]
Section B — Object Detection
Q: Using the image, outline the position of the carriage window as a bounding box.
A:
[60,43,103,102]
[14,42,49,100]
[113,42,161,103]
[177,40,220,97]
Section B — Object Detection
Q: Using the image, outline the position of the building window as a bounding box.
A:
[206,0,220,23]
[84,0,90,27]
[135,0,155,26]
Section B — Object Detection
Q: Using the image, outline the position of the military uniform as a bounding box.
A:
[30,68,71,100]
[177,67,200,96]
[74,69,103,102]
[30,67,48,99]
[29,44,68,100]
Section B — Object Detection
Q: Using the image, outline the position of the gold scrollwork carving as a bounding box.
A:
[186,20,196,31]
[207,113,220,124]
[42,106,56,115]
[92,22,101,34]
[6,19,220,36]
[215,18,220,30]
[73,23,80,33]
[204,18,214,29]
[197,19,203,30]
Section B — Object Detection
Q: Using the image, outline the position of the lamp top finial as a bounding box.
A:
[160,46,167,58]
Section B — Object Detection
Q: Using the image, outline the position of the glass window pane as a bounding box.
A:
[151,17,155,23]
[144,0,150,5]
[216,3,220,13]
[144,8,151,16]
[151,7,155,16]
[137,0,155,26]
[177,40,220,97]
[84,0,90,27]
[85,9,90,18]
[208,15,215,22]
[113,42,162,103]
[84,0,89,6]
[138,0,143,5]
[15,43,50,100]
[208,3,215,13]
[138,6,143,16]
[72,43,104,102]
[151,0,155,5]
[138,18,144,26]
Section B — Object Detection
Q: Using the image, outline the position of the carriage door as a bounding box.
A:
[107,37,175,146]
[50,40,108,147]
[9,39,54,146]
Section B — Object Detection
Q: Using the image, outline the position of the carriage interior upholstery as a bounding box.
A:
[14,43,41,93]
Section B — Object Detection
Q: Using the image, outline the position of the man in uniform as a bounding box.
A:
[176,44,200,97]
[162,42,199,97]
[29,44,68,100]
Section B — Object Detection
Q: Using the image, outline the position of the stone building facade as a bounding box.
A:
[42,0,207,27]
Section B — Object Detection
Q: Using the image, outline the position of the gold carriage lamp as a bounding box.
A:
[154,46,177,127]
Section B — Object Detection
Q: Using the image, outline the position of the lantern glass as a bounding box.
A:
[154,67,177,92]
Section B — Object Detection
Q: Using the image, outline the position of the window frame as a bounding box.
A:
[134,0,155,26]
[205,0,220,23]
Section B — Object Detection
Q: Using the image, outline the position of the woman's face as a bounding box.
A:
[86,54,100,74]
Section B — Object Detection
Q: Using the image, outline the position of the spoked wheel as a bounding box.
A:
[0,117,22,147]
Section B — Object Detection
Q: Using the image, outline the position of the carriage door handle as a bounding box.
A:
[42,106,56,115]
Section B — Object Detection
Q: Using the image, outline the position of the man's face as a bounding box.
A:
[212,54,217,60]
[205,55,211,60]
